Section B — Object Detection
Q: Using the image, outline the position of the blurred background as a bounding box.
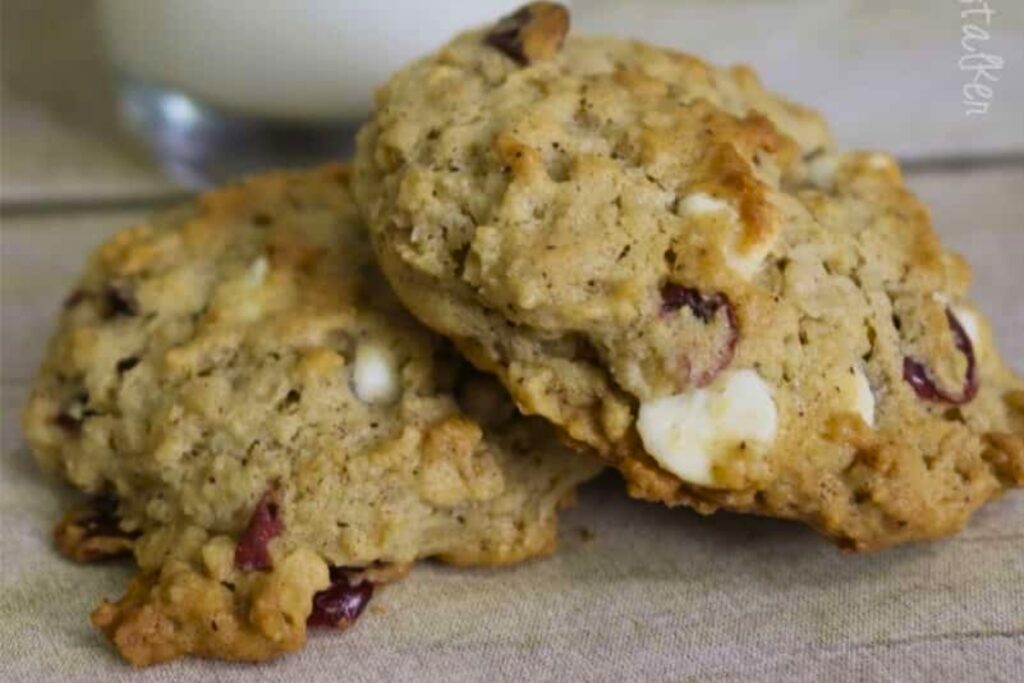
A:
[2,0,1022,205]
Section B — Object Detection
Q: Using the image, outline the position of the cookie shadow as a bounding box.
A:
[555,471,939,589]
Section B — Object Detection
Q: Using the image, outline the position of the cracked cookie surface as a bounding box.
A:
[22,165,600,664]
[354,3,1024,549]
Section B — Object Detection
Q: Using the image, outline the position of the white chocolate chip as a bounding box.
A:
[216,257,271,322]
[636,369,777,487]
[807,154,839,189]
[679,192,774,281]
[680,193,732,216]
[352,342,400,404]
[837,365,875,427]
[866,153,895,170]
[66,401,85,421]
[952,305,982,356]
[246,257,268,287]
[724,236,775,282]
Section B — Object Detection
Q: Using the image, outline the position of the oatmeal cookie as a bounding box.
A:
[354,3,1024,550]
[23,164,600,664]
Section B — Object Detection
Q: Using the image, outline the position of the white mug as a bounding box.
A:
[99,0,531,122]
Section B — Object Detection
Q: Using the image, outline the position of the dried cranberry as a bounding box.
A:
[308,567,374,629]
[485,6,532,63]
[55,412,83,434]
[83,493,122,536]
[103,280,138,318]
[234,492,284,571]
[661,284,730,322]
[660,283,740,386]
[903,308,979,405]
[116,357,140,374]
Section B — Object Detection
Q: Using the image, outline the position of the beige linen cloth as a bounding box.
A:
[2,172,1023,681]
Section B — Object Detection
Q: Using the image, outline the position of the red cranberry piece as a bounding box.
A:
[103,280,138,318]
[661,284,726,322]
[234,492,284,571]
[308,567,374,629]
[660,283,740,386]
[82,493,123,536]
[706,329,740,385]
[903,308,979,405]
[55,412,83,434]
[116,357,140,374]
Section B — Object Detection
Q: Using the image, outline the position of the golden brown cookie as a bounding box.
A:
[353,3,1024,550]
[23,165,600,665]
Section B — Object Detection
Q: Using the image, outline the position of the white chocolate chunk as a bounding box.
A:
[246,256,268,287]
[219,259,268,322]
[352,341,400,404]
[866,153,895,170]
[807,154,839,189]
[636,369,778,487]
[66,401,85,421]
[952,305,983,359]
[680,192,732,216]
[724,236,775,282]
[678,192,774,281]
[836,365,875,427]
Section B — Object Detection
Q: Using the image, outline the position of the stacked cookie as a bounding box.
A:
[23,2,1024,666]
[24,165,600,664]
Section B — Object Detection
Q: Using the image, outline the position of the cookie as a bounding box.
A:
[353,3,1024,550]
[22,164,600,665]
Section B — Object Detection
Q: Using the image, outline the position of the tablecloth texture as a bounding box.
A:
[2,171,1023,683]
